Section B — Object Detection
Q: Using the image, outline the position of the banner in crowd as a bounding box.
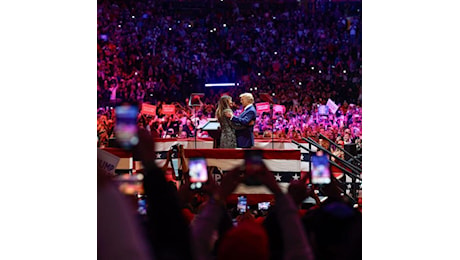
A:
[256,102,271,113]
[103,139,315,173]
[141,103,156,116]
[155,139,314,173]
[100,148,132,172]
[162,104,176,115]
[273,104,286,114]
[253,140,315,172]
[318,105,328,116]
[326,99,339,114]
[97,148,121,176]
[184,149,301,201]
[102,139,346,203]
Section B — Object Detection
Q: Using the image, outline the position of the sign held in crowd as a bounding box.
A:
[256,102,271,113]
[273,104,286,114]
[97,148,120,176]
[162,104,176,115]
[141,103,156,116]
[326,99,340,114]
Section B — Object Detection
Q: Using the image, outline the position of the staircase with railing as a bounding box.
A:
[292,135,362,205]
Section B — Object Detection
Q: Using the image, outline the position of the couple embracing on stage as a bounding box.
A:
[216,93,257,148]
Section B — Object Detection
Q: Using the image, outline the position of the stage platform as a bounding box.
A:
[101,138,348,203]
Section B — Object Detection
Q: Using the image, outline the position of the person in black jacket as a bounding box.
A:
[132,129,194,260]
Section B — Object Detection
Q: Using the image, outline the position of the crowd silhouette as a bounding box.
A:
[98,1,362,259]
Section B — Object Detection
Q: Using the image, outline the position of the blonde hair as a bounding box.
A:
[239,93,254,103]
[216,95,232,120]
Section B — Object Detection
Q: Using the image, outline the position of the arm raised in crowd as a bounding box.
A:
[190,167,242,260]
[97,169,154,260]
[161,148,173,173]
[257,165,315,260]
[132,129,193,260]
[191,161,315,260]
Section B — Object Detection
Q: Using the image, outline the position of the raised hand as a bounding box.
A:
[177,170,194,206]
[256,163,282,195]
[132,128,156,168]
[219,166,244,199]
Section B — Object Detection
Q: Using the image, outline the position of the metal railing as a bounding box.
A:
[319,134,362,166]
[292,138,362,203]
[303,137,362,175]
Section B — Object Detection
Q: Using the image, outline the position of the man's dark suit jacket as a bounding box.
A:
[230,104,257,148]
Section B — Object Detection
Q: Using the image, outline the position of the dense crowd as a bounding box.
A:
[98,1,362,259]
[97,0,362,149]
[98,128,362,260]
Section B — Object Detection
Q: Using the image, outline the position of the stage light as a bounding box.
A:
[272,93,275,96]
[274,51,277,55]
[250,88,253,91]
[169,28,172,31]
[188,24,192,28]
[210,29,213,32]
[118,25,121,28]
[319,70,322,74]
[258,72,261,76]
[343,70,347,74]
[299,82,302,86]
[254,87,258,90]
[311,66,314,70]
[223,24,226,27]
[213,28,217,31]
[132,15,135,19]
[205,83,236,87]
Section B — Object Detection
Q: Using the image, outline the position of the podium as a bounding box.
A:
[201,119,221,148]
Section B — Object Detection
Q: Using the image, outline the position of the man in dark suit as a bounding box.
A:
[225,93,257,148]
